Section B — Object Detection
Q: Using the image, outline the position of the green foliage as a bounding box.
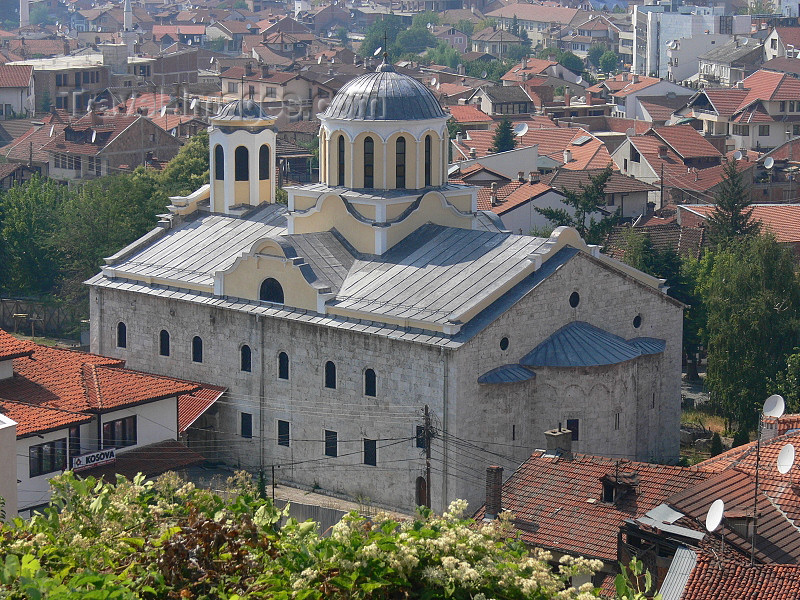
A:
[359,15,404,59]
[710,432,724,456]
[489,118,517,154]
[425,41,462,68]
[38,90,51,113]
[770,348,800,413]
[0,472,607,599]
[335,26,349,46]
[455,19,475,37]
[411,11,439,29]
[537,47,584,73]
[396,27,437,54]
[536,165,619,244]
[707,159,760,245]
[599,51,619,74]
[703,234,800,433]
[30,1,57,25]
[465,58,515,82]
[232,0,247,7]
[615,558,662,600]
[158,129,209,196]
[506,44,530,61]
[587,44,605,67]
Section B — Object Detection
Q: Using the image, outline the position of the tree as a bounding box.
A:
[710,432,724,456]
[703,234,800,434]
[770,348,800,413]
[559,51,584,73]
[424,41,461,68]
[411,10,439,29]
[335,27,349,47]
[157,129,209,196]
[359,15,404,58]
[536,165,619,244]
[707,159,760,245]
[599,51,618,73]
[455,19,474,37]
[395,27,437,54]
[506,44,529,61]
[489,117,517,154]
[588,44,605,67]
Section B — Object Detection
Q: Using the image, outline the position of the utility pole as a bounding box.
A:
[424,404,432,509]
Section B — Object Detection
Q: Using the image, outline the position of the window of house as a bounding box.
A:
[364,368,376,397]
[278,420,290,446]
[73,156,81,172]
[364,438,377,466]
[240,344,252,372]
[363,136,374,188]
[259,278,284,303]
[69,426,80,458]
[781,101,786,112]
[794,124,800,136]
[792,101,796,112]
[337,135,345,186]
[117,322,127,348]
[234,146,249,180]
[159,329,170,356]
[424,134,432,187]
[569,291,580,308]
[278,351,289,380]
[772,38,778,50]
[259,144,270,180]
[241,412,253,438]
[102,415,137,449]
[395,136,406,189]
[324,429,337,456]
[29,438,67,478]
[602,480,616,503]
[629,146,640,163]
[192,336,203,363]
[759,125,770,136]
[56,73,63,86]
[324,361,336,389]
[228,81,238,93]
[214,145,224,180]
[265,87,277,98]
[83,72,90,84]
[614,412,620,430]
[566,418,580,441]
[248,85,255,99]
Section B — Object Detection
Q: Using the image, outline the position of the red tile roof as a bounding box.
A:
[667,160,753,194]
[2,112,69,164]
[473,180,556,213]
[0,64,31,88]
[731,102,776,123]
[0,333,32,360]
[40,113,140,158]
[628,136,686,181]
[474,451,710,561]
[179,385,225,432]
[762,137,800,161]
[448,104,493,123]
[701,88,751,116]
[124,93,172,115]
[649,125,722,160]
[681,555,800,600]
[486,4,580,25]
[601,73,663,98]
[775,26,800,51]
[501,58,557,82]
[543,168,657,194]
[679,203,800,244]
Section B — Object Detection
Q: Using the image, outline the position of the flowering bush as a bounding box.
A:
[0,472,606,599]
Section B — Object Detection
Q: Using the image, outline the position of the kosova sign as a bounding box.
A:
[72,448,116,472]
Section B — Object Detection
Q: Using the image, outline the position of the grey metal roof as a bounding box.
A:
[282,231,356,292]
[644,503,684,525]
[477,364,535,384]
[698,38,762,64]
[520,321,662,368]
[628,337,667,356]
[321,61,446,121]
[213,99,276,121]
[659,546,697,600]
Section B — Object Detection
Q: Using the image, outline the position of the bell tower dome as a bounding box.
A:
[209,100,277,214]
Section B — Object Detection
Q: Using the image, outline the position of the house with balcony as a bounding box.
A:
[586,73,692,119]
[697,38,763,88]
[486,4,588,48]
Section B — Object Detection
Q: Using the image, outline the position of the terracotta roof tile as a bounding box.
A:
[40,113,140,158]
[775,27,800,51]
[702,88,751,116]
[0,332,32,360]
[605,223,707,261]
[474,180,556,213]
[680,203,800,243]
[628,136,686,181]
[0,64,31,88]
[448,104,493,123]
[649,125,722,160]
[543,168,657,194]
[681,554,800,600]
[668,160,753,194]
[179,385,225,432]
[501,58,557,82]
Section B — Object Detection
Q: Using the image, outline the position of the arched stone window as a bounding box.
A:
[259,144,270,180]
[337,135,345,186]
[240,344,252,372]
[278,351,289,380]
[415,476,427,507]
[159,329,170,356]
[116,322,127,348]
[424,134,432,187]
[234,146,249,181]
[259,278,284,304]
[364,368,377,397]
[396,136,406,189]
[363,136,374,188]
[324,360,336,389]
[214,144,224,180]
[192,336,203,363]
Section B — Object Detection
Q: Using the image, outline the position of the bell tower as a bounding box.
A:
[209,100,277,214]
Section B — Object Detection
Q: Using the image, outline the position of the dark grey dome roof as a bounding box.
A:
[322,62,446,121]
[214,99,274,120]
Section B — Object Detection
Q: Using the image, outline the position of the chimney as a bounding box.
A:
[518,170,525,182]
[694,168,699,181]
[469,147,477,159]
[484,466,503,519]
[564,91,571,107]
[456,132,463,145]
[586,91,593,105]
[632,74,639,84]
[563,149,572,163]
[529,170,540,184]
[245,62,254,76]
[658,145,668,158]
[522,56,527,69]
[490,181,499,205]
[545,425,573,460]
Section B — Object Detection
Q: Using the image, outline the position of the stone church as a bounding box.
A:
[87,60,682,513]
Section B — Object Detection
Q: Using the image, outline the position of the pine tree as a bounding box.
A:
[707,158,760,245]
[489,118,517,154]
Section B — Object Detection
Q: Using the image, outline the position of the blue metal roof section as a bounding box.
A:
[477,364,536,384]
[628,337,667,356]
[520,321,665,368]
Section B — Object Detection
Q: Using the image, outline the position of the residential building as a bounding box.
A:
[152,25,206,48]
[486,4,588,48]
[666,34,740,85]
[2,110,70,175]
[560,15,621,58]
[764,26,800,61]
[467,85,533,116]
[0,64,34,119]
[206,20,260,52]
[696,38,763,87]
[431,26,469,53]
[544,168,658,219]
[586,73,692,119]
[87,64,682,514]
[0,329,224,518]
[470,27,524,59]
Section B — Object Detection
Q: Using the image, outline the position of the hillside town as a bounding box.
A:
[3,0,800,595]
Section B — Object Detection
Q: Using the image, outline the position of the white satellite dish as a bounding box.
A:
[481,70,488,79]
[764,394,785,418]
[705,499,724,532]
[430,77,437,86]
[742,38,749,46]
[514,122,528,137]
[171,128,177,136]
[91,129,96,143]
[190,98,197,110]
[427,22,432,29]
[576,76,583,85]
[733,150,743,160]
[49,125,54,137]
[373,46,382,56]
[765,156,775,169]
[317,55,323,64]
[160,105,167,117]
[778,443,796,474]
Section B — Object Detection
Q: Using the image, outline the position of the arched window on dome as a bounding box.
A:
[396,136,406,189]
[424,135,432,187]
[363,136,374,189]
[214,145,224,180]
[235,146,249,181]
[259,145,270,180]
[337,135,345,186]
[260,278,284,304]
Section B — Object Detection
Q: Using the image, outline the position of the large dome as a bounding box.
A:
[322,62,446,121]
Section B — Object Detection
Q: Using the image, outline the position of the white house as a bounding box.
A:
[0,65,34,119]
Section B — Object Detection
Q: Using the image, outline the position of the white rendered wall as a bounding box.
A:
[0,414,17,519]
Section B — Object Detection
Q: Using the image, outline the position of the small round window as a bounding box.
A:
[569,291,580,308]
[633,314,642,329]
[500,337,509,351]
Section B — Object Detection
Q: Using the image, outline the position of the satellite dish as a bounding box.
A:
[742,38,749,46]
[733,150,743,160]
[427,22,432,29]
[765,156,775,169]
[514,122,528,137]
[481,70,488,79]
[187,39,192,45]
[160,105,167,117]
[576,76,583,85]
[705,499,724,532]
[778,443,796,474]
[764,394,785,418]
[49,125,54,137]
[91,130,96,143]
[317,55,322,64]
[190,98,197,110]
[170,128,177,136]
[373,46,382,56]
[430,77,437,86]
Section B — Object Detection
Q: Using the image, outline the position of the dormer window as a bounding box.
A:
[602,480,616,503]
